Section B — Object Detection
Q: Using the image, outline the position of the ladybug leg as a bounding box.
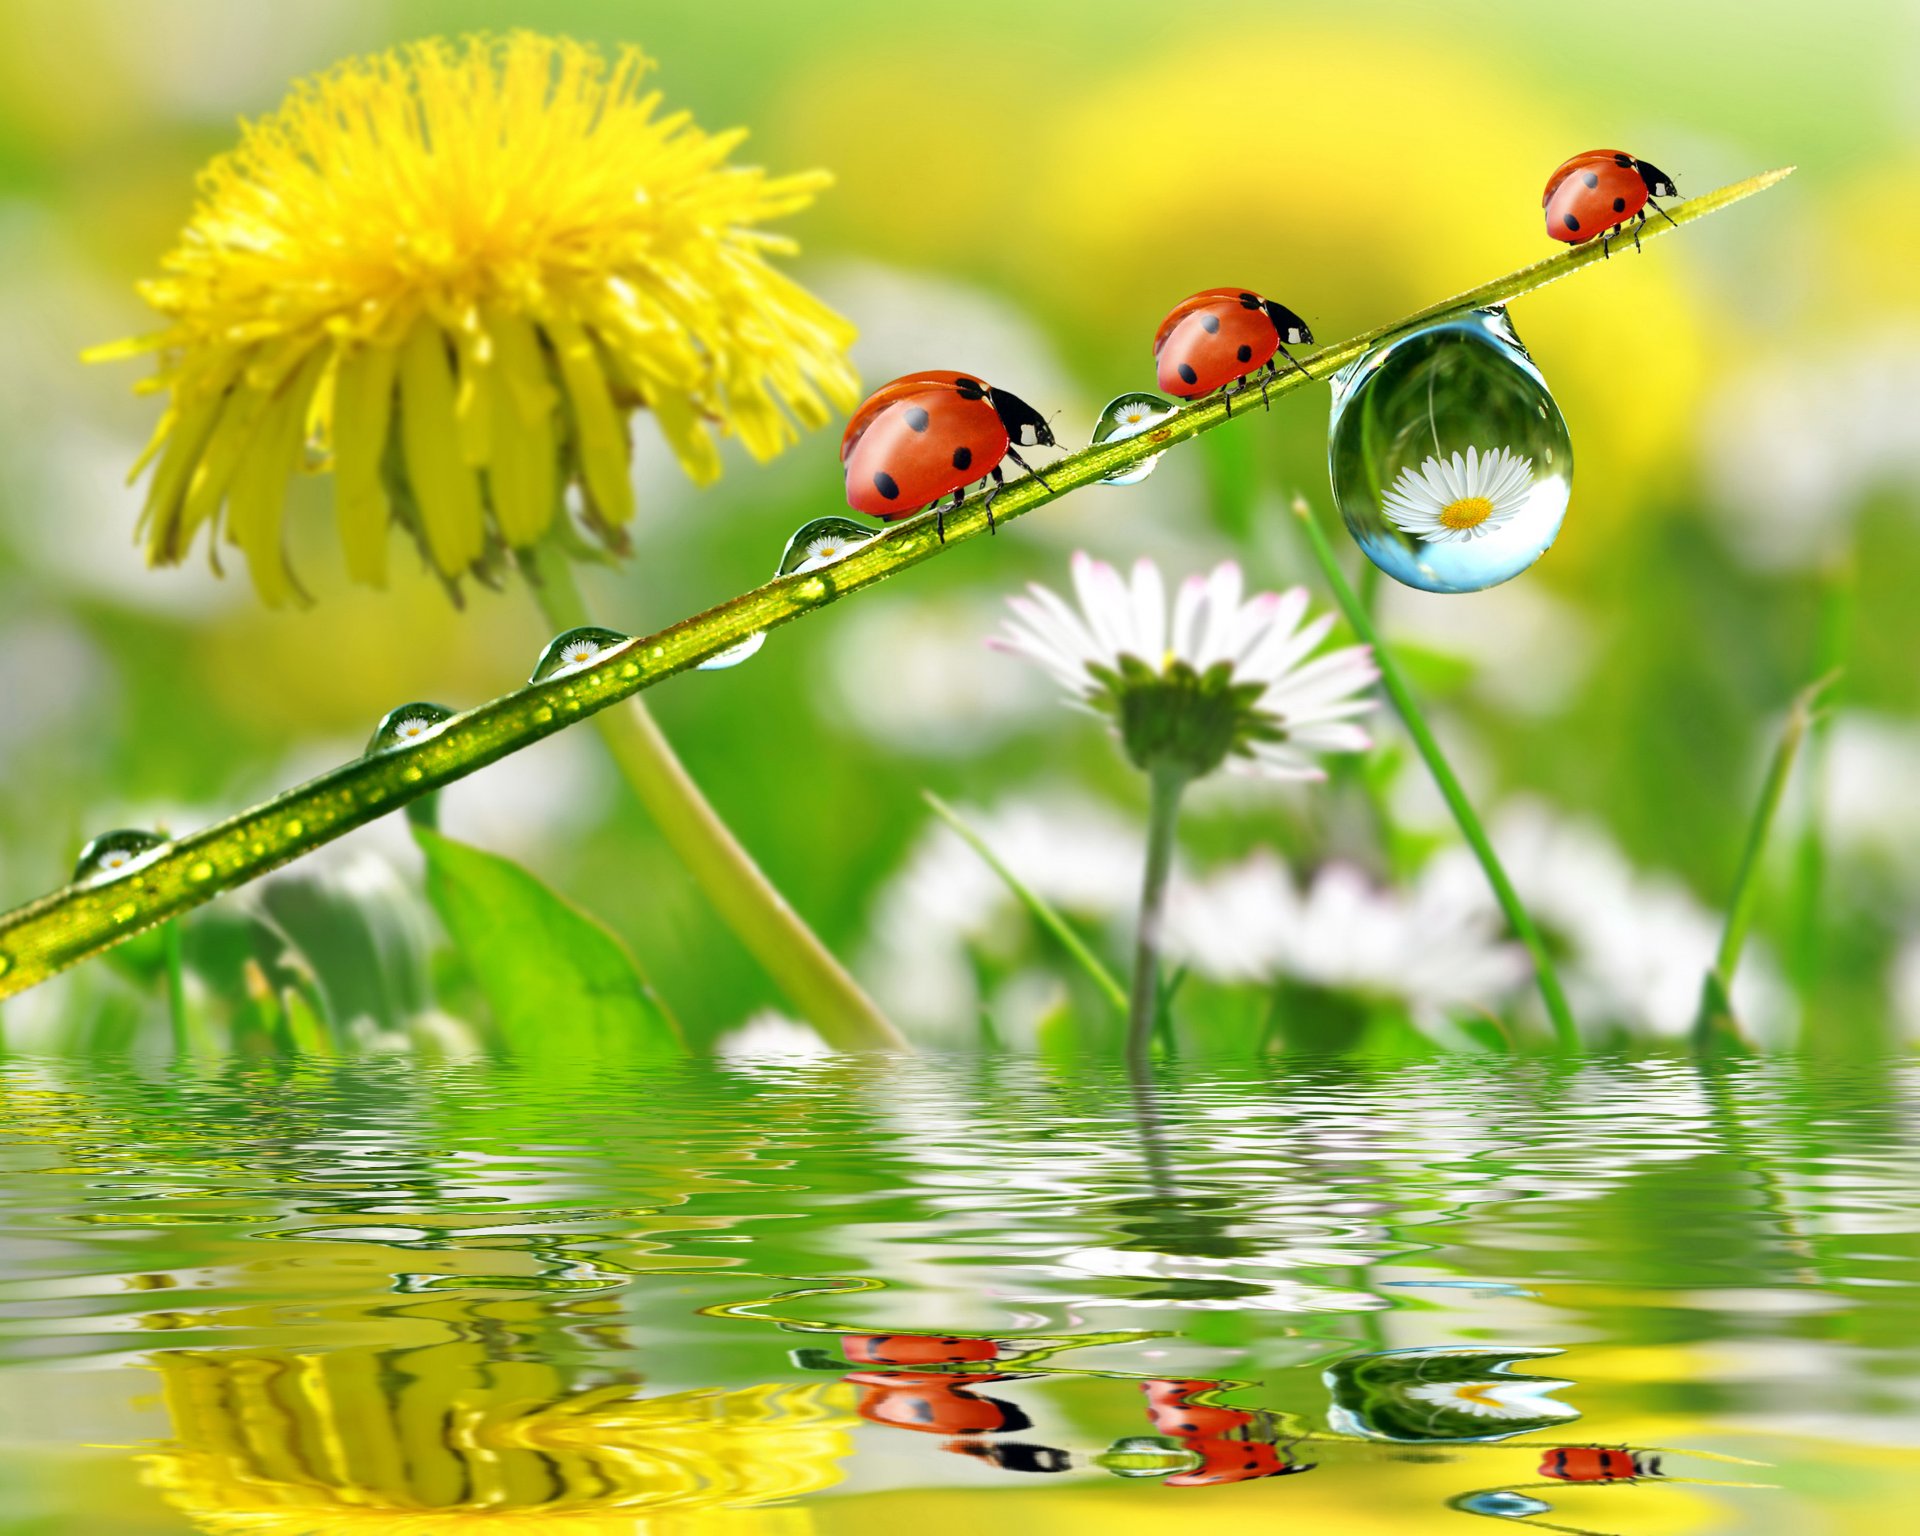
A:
[980,467,1004,534]
[1220,376,1243,418]
[1275,344,1313,384]
[1004,446,1055,496]
[1647,196,1679,230]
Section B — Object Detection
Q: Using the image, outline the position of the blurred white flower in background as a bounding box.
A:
[826,592,1054,755]
[1892,940,1920,1044]
[1164,853,1528,1020]
[715,1013,835,1061]
[1820,711,1920,878]
[1377,578,1596,719]
[860,789,1141,1040]
[1426,800,1792,1042]
[1701,332,1920,570]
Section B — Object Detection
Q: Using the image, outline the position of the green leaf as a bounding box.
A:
[414,827,681,1057]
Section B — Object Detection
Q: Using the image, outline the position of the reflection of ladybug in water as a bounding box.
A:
[944,1438,1073,1475]
[847,1371,1032,1436]
[841,1333,1002,1368]
[1540,1446,1663,1482]
[1141,1379,1315,1487]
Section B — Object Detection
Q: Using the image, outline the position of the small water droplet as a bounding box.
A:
[1455,1492,1553,1519]
[530,626,629,684]
[188,861,214,883]
[72,829,166,884]
[697,632,768,671]
[366,702,454,754]
[532,704,554,724]
[778,516,877,576]
[619,661,639,679]
[1093,1435,1202,1479]
[1091,392,1179,485]
[1328,306,1572,594]
[284,818,305,839]
[111,902,137,924]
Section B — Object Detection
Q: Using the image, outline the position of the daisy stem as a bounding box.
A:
[0,166,1792,1006]
[923,792,1129,1015]
[1290,495,1578,1048]
[1128,763,1190,1071]
[1696,673,1837,1049]
[524,545,906,1054]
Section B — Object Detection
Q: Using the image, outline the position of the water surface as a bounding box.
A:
[0,1053,1915,1533]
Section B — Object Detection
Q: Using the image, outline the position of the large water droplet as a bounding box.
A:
[1454,1491,1554,1519]
[699,517,878,671]
[1093,1435,1203,1479]
[530,626,629,684]
[1091,392,1179,485]
[366,702,454,754]
[73,829,166,884]
[1322,1346,1579,1443]
[1328,307,1572,593]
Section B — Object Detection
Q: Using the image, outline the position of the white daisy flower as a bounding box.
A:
[557,637,603,669]
[1381,446,1535,544]
[391,715,437,742]
[1164,853,1528,1018]
[991,554,1377,782]
[1402,1377,1578,1423]
[96,848,134,871]
[715,1012,836,1061]
[795,532,873,572]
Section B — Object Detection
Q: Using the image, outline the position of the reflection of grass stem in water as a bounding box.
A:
[0,167,1797,1003]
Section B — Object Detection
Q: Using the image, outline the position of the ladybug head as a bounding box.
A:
[987,387,1056,449]
[1262,299,1313,347]
[1635,159,1678,198]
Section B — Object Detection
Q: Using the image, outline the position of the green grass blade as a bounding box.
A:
[1291,495,1578,1048]
[923,791,1129,1015]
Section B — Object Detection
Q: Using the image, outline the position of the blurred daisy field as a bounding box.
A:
[0,0,1916,1056]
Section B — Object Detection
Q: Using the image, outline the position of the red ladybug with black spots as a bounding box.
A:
[1543,150,1679,256]
[841,371,1056,538]
[840,1333,1002,1368]
[846,1370,1031,1436]
[1540,1445,1662,1482]
[1153,288,1314,413]
[1140,1379,1316,1486]
[1167,1438,1314,1487]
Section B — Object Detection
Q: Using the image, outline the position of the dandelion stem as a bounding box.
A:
[0,166,1792,1003]
[923,792,1128,1015]
[1128,764,1189,1071]
[1290,494,1578,1048]
[524,546,905,1053]
[1696,674,1836,1049]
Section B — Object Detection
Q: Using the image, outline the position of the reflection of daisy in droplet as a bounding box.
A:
[1402,1377,1577,1423]
[391,716,437,743]
[796,533,872,572]
[557,638,603,670]
[1382,446,1534,544]
[1107,398,1174,439]
[96,848,135,872]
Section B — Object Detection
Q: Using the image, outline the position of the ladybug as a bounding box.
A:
[1166,1438,1315,1487]
[1539,1446,1662,1482]
[943,1438,1073,1474]
[846,1370,1032,1436]
[840,1333,1002,1368]
[1153,288,1314,413]
[841,371,1056,539]
[1142,1378,1260,1439]
[1543,150,1679,256]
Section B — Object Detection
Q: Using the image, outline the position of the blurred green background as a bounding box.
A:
[2,0,1917,1052]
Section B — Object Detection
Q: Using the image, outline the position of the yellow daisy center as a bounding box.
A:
[1440,496,1494,531]
[1451,1381,1505,1406]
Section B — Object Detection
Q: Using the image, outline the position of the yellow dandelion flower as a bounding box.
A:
[92,33,861,605]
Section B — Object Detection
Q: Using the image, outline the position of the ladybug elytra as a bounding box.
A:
[1543,150,1679,256]
[839,1333,1003,1367]
[841,371,1056,539]
[1540,1445,1662,1482]
[846,1370,1031,1436]
[1153,288,1314,413]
